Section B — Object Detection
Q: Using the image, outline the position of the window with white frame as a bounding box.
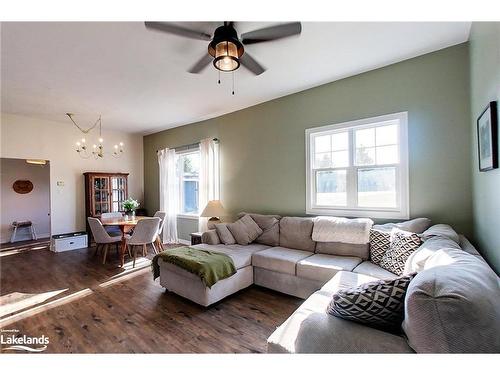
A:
[178,150,200,215]
[306,112,409,219]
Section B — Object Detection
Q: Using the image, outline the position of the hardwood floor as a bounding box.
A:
[0,244,302,353]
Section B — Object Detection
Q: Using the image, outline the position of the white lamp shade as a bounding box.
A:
[200,200,227,218]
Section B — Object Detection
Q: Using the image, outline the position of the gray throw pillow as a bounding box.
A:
[227,214,263,245]
[237,212,281,246]
[327,273,416,332]
[373,218,431,234]
[421,224,459,243]
[215,223,236,245]
[379,229,421,276]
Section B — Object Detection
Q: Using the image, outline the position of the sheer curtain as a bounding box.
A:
[198,138,220,232]
[158,148,179,244]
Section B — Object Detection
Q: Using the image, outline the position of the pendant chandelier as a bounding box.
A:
[67,113,124,159]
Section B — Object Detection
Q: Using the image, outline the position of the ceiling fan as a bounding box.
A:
[144,21,302,76]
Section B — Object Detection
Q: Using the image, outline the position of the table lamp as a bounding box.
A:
[200,200,227,229]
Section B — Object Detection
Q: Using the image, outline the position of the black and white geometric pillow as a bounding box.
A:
[369,229,391,265]
[327,273,416,331]
[379,230,422,276]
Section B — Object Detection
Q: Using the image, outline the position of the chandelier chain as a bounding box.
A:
[66,113,101,134]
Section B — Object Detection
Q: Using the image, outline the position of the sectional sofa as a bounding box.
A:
[156,213,500,353]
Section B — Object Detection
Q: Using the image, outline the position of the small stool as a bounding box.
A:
[11,221,37,242]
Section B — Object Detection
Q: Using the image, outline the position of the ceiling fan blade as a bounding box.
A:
[144,22,211,41]
[240,53,266,75]
[241,22,301,45]
[188,54,213,74]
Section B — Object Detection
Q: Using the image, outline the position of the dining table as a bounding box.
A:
[101,215,150,267]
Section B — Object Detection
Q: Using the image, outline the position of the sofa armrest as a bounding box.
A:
[201,230,221,245]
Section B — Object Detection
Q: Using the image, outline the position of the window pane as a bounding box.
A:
[314,152,332,168]
[376,145,398,164]
[376,124,398,146]
[332,150,349,168]
[355,128,375,148]
[314,135,331,153]
[183,180,199,213]
[316,170,347,206]
[355,147,375,165]
[357,167,397,208]
[183,153,200,175]
[332,132,348,151]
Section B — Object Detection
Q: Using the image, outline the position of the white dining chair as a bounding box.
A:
[88,217,122,264]
[125,217,161,267]
[153,211,166,251]
[100,212,123,236]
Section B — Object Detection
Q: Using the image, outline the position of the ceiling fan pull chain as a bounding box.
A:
[218,70,221,84]
[232,71,235,96]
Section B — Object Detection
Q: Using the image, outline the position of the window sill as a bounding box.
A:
[306,207,409,220]
[177,214,200,220]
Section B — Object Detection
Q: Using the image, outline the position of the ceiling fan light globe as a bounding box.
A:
[213,41,240,72]
[214,56,239,72]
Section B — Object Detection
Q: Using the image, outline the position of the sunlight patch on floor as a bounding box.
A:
[0,244,50,257]
[0,288,93,328]
[99,258,152,288]
[0,289,68,318]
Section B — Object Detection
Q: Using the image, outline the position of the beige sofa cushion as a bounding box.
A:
[193,243,270,269]
[252,246,312,275]
[315,241,369,259]
[403,248,500,353]
[237,212,281,246]
[279,217,316,251]
[268,272,414,353]
[227,214,263,245]
[353,261,398,280]
[320,270,379,295]
[296,254,362,283]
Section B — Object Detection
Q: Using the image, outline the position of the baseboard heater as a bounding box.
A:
[51,231,88,252]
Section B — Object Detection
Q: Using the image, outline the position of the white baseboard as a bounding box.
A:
[178,239,190,245]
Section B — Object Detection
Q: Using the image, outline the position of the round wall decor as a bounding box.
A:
[13,180,34,194]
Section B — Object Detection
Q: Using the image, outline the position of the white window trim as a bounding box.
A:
[306,112,409,219]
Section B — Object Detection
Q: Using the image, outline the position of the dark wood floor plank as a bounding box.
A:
[0,245,301,353]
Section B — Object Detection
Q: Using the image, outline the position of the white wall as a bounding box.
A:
[0,113,144,236]
[0,158,51,242]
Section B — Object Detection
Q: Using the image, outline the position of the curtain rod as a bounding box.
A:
[156,138,219,153]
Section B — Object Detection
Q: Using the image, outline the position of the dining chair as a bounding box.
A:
[87,217,122,264]
[125,217,161,267]
[100,212,123,236]
[153,211,167,251]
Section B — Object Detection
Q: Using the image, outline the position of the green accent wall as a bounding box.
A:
[469,23,500,273]
[144,43,472,237]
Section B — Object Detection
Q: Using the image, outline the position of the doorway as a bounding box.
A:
[0,158,51,244]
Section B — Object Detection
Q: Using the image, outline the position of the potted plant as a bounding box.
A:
[123,198,140,219]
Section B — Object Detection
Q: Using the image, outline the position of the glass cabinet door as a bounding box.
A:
[111,176,127,212]
[92,177,110,215]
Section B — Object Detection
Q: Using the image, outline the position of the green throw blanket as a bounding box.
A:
[151,247,236,288]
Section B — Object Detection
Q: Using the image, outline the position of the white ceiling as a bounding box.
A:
[1,22,471,134]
